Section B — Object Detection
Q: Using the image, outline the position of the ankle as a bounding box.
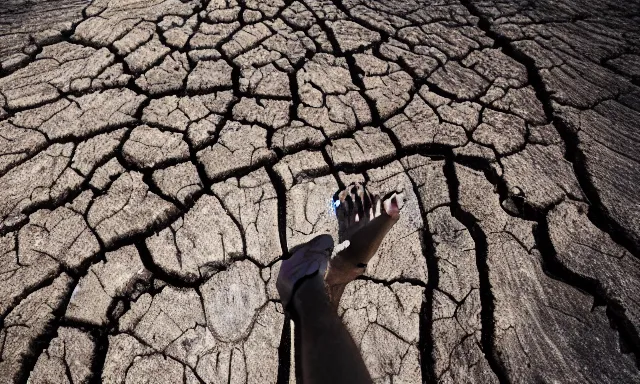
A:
[327,252,366,281]
[293,277,332,318]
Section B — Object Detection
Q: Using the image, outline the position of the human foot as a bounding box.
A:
[276,234,334,310]
[325,183,402,307]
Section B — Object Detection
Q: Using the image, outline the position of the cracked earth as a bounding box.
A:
[0,0,639,383]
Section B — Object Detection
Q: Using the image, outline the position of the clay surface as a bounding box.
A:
[1,0,639,383]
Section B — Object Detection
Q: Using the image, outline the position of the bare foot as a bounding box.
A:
[277,234,334,310]
[325,183,402,307]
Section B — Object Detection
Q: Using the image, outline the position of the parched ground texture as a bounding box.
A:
[0,0,639,383]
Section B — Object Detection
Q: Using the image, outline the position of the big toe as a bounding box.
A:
[383,194,401,220]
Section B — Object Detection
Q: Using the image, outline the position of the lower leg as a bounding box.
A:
[277,235,372,384]
[294,275,372,384]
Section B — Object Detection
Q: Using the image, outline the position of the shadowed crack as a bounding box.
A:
[457,0,640,259]
[265,166,290,259]
[534,217,640,366]
[401,161,439,383]
[275,312,292,384]
[443,157,510,384]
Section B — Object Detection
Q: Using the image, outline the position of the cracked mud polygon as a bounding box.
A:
[1,0,639,383]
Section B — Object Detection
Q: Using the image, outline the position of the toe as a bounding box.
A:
[346,185,358,225]
[372,193,382,217]
[356,184,371,222]
[367,192,376,221]
[335,195,346,221]
[336,186,352,220]
[354,186,363,222]
[383,193,401,219]
[362,189,373,222]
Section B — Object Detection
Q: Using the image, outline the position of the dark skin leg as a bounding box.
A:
[278,184,402,383]
[277,235,373,384]
[293,272,373,384]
